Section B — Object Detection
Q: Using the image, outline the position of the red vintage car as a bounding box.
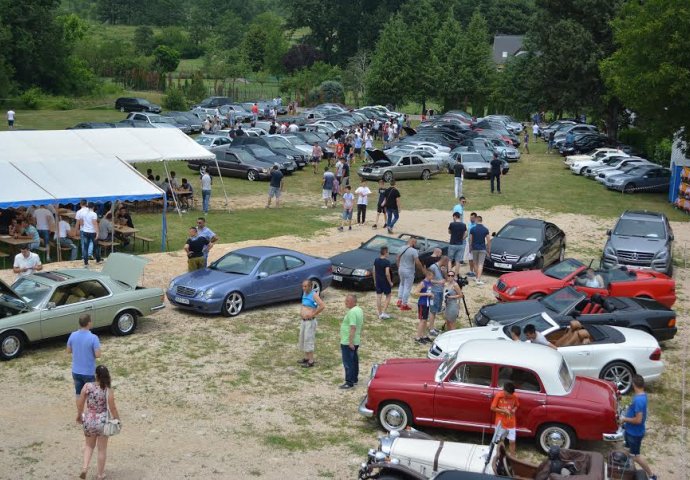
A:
[358,340,622,453]
[493,258,676,307]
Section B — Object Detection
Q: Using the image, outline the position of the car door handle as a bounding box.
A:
[481,392,493,398]
[83,305,93,310]
[577,351,590,356]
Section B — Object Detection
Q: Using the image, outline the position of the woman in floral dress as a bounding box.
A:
[76,365,120,480]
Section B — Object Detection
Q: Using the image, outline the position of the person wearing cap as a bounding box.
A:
[13,245,42,278]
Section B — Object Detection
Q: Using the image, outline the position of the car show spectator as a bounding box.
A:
[464,212,478,276]
[322,166,336,208]
[490,382,520,456]
[55,215,78,261]
[299,279,325,369]
[311,143,323,174]
[78,203,101,266]
[620,375,657,480]
[98,212,114,242]
[13,244,42,278]
[178,178,194,211]
[339,294,364,389]
[426,252,447,336]
[196,217,217,267]
[468,215,490,285]
[448,212,467,275]
[372,179,387,229]
[397,237,424,311]
[184,226,208,271]
[267,164,284,208]
[490,153,503,194]
[7,108,15,129]
[373,246,394,319]
[15,218,41,251]
[523,324,557,349]
[33,205,54,261]
[355,180,371,226]
[67,313,101,408]
[200,167,212,215]
[383,180,401,234]
[338,185,354,231]
[453,157,465,200]
[413,270,435,344]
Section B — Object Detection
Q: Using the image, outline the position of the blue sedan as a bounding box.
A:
[166,246,333,316]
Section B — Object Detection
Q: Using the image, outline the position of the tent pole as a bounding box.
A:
[110,202,116,256]
[162,192,167,252]
[53,204,60,263]
[213,157,230,211]
[162,161,182,218]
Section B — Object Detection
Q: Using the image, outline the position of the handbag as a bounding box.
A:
[103,388,121,437]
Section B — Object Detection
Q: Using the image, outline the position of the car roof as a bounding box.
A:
[506,218,545,227]
[232,246,306,257]
[456,339,565,372]
[621,210,666,221]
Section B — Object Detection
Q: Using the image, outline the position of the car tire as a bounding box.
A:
[309,278,322,296]
[0,330,26,360]
[221,291,244,317]
[528,292,545,300]
[536,423,576,453]
[247,170,258,181]
[666,263,673,277]
[600,361,635,395]
[421,169,431,180]
[579,167,587,175]
[624,183,636,194]
[111,310,138,336]
[383,171,394,183]
[378,401,413,431]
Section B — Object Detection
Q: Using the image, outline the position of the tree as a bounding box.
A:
[282,44,324,73]
[443,0,536,35]
[134,25,155,55]
[459,10,497,115]
[430,14,466,111]
[242,12,286,73]
[365,14,412,107]
[601,0,690,145]
[316,81,345,104]
[163,85,187,110]
[153,45,180,73]
[493,54,537,120]
[342,50,371,106]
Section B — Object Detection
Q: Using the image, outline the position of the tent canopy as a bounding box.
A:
[0,128,217,208]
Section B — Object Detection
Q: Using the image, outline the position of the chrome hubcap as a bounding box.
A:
[604,366,632,392]
[226,294,242,314]
[118,313,135,333]
[545,430,566,448]
[2,336,20,356]
[383,407,404,429]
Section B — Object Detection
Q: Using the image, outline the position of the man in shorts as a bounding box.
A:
[468,215,490,285]
[322,166,336,208]
[298,280,325,368]
[464,212,477,276]
[338,185,354,231]
[396,237,424,311]
[373,179,387,229]
[491,382,520,456]
[448,212,467,275]
[426,253,447,337]
[311,143,323,174]
[620,375,657,479]
[266,164,284,208]
[373,246,393,319]
[412,270,435,344]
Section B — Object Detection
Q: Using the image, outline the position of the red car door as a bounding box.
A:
[497,366,548,436]
[433,362,497,431]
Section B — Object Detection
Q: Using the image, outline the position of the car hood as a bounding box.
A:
[0,278,24,303]
[329,249,377,270]
[171,268,248,291]
[489,238,538,259]
[433,326,507,358]
[608,236,666,255]
[366,149,389,162]
[478,300,545,324]
[375,358,441,382]
[102,253,151,288]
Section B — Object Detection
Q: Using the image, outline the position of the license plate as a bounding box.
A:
[494,262,512,269]
[332,274,343,282]
[174,296,190,305]
[477,172,487,177]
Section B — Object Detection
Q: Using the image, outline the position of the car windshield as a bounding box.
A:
[361,236,408,255]
[624,167,649,176]
[210,253,259,274]
[137,99,151,106]
[497,225,542,242]
[543,259,584,280]
[437,349,459,379]
[541,288,584,314]
[232,150,255,162]
[502,313,554,339]
[149,116,167,124]
[299,133,319,143]
[265,137,292,149]
[196,137,214,146]
[558,358,574,391]
[11,277,53,307]
[613,219,666,239]
[249,145,275,157]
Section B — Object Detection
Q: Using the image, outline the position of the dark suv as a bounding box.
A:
[114,97,161,113]
[602,210,674,276]
[193,96,233,109]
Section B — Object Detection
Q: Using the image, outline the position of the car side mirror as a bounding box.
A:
[257,272,268,279]
[47,302,56,310]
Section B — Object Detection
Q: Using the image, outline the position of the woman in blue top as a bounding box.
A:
[412,270,435,344]
[298,280,325,368]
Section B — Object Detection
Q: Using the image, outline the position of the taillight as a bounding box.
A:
[327,265,333,274]
[668,318,676,328]
[649,348,661,361]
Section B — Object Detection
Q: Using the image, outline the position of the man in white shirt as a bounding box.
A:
[74,199,91,259]
[354,180,372,226]
[524,324,557,349]
[200,168,212,214]
[532,123,540,141]
[7,109,15,129]
[33,205,54,262]
[55,216,78,261]
[288,123,299,133]
[13,245,42,278]
[77,202,100,266]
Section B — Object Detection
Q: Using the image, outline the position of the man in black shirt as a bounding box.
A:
[184,226,209,271]
[266,164,284,208]
[268,121,277,134]
[373,246,394,319]
[490,152,503,194]
[373,179,387,229]
[453,157,464,199]
[384,180,401,234]
[448,212,468,275]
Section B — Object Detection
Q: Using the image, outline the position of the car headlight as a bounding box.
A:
[352,269,371,277]
[285,155,292,160]
[260,168,268,173]
[604,244,616,256]
[506,286,518,295]
[520,253,537,263]
[655,250,668,260]
[168,280,176,290]
[202,288,215,299]
[466,167,476,172]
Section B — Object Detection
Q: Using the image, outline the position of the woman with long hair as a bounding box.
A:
[76,365,120,480]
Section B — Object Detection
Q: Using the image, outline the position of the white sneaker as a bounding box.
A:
[476,279,485,285]
[380,313,391,319]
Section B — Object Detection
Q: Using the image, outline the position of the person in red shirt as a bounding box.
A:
[491,382,520,456]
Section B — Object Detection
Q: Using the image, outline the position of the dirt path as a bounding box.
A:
[0,206,688,479]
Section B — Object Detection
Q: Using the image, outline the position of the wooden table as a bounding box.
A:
[0,235,33,256]
[58,210,76,219]
[113,225,140,251]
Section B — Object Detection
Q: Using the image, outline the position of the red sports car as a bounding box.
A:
[358,340,622,453]
[493,258,676,307]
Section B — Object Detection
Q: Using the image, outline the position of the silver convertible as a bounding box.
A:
[358,149,441,182]
[0,253,165,360]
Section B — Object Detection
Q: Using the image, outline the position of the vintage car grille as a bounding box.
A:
[496,280,507,292]
[617,250,654,264]
[490,253,520,263]
[176,285,197,297]
[332,265,354,276]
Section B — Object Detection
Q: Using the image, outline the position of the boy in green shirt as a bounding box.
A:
[339,294,364,389]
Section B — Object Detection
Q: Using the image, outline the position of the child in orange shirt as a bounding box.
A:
[491,382,520,456]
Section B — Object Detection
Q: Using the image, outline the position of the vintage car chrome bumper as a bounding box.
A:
[603,428,624,442]
[151,304,166,311]
[359,396,374,417]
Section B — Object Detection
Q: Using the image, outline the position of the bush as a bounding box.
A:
[185,71,207,103]
[317,80,345,104]
[163,86,188,111]
[20,87,44,109]
[55,97,75,110]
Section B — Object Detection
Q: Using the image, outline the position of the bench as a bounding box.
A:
[36,246,49,262]
[137,236,155,251]
[98,240,121,257]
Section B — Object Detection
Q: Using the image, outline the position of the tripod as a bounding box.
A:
[461,292,472,327]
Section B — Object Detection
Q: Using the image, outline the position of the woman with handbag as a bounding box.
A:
[76,365,120,480]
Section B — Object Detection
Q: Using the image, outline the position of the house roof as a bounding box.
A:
[492,35,525,64]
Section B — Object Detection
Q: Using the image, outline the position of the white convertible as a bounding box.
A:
[428,314,663,395]
[564,148,627,169]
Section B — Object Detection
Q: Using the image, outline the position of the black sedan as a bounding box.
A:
[187,148,274,181]
[329,233,449,290]
[473,286,677,341]
[559,133,609,156]
[485,218,565,272]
